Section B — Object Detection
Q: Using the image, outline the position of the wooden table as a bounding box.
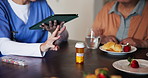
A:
[0,40,148,78]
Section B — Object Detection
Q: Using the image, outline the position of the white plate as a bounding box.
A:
[99,46,137,55]
[113,59,148,75]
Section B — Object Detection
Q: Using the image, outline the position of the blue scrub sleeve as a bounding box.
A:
[0,9,11,38]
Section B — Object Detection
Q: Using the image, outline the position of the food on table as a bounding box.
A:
[113,44,122,52]
[85,74,97,78]
[110,75,122,78]
[128,58,139,68]
[95,68,109,76]
[102,42,115,51]
[84,68,109,78]
[123,43,131,52]
[95,68,109,78]
[84,67,122,78]
[98,73,107,78]
[102,42,122,52]
[130,60,139,68]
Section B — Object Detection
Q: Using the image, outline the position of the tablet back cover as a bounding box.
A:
[29,14,78,30]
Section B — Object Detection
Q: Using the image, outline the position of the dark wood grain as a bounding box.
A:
[0,40,148,78]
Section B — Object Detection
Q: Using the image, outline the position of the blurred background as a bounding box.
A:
[47,0,110,41]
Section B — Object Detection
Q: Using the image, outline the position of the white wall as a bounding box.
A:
[47,0,103,41]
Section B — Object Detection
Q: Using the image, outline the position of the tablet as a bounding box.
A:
[29,14,78,30]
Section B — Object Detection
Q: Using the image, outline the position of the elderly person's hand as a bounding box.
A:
[40,25,66,52]
[120,37,148,48]
[101,35,118,44]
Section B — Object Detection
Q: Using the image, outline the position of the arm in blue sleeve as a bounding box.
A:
[0,8,11,38]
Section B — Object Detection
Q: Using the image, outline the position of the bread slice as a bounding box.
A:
[102,42,122,52]
[102,42,115,51]
[113,44,122,52]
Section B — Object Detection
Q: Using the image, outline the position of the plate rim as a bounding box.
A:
[99,46,137,55]
[112,59,148,75]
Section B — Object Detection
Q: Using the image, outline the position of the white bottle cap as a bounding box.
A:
[75,42,85,48]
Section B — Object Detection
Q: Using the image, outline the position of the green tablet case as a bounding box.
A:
[29,14,78,30]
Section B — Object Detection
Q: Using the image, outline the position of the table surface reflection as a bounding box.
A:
[0,40,148,78]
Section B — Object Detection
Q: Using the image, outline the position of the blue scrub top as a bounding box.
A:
[0,0,54,43]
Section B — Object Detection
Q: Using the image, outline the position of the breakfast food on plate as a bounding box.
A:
[123,43,131,52]
[113,44,122,52]
[102,42,115,51]
[128,58,139,68]
[102,42,122,52]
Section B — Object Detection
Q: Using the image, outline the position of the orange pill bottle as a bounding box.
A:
[75,42,85,64]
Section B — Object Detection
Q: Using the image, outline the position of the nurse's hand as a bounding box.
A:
[101,35,118,44]
[40,25,66,52]
[40,20,65,32]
